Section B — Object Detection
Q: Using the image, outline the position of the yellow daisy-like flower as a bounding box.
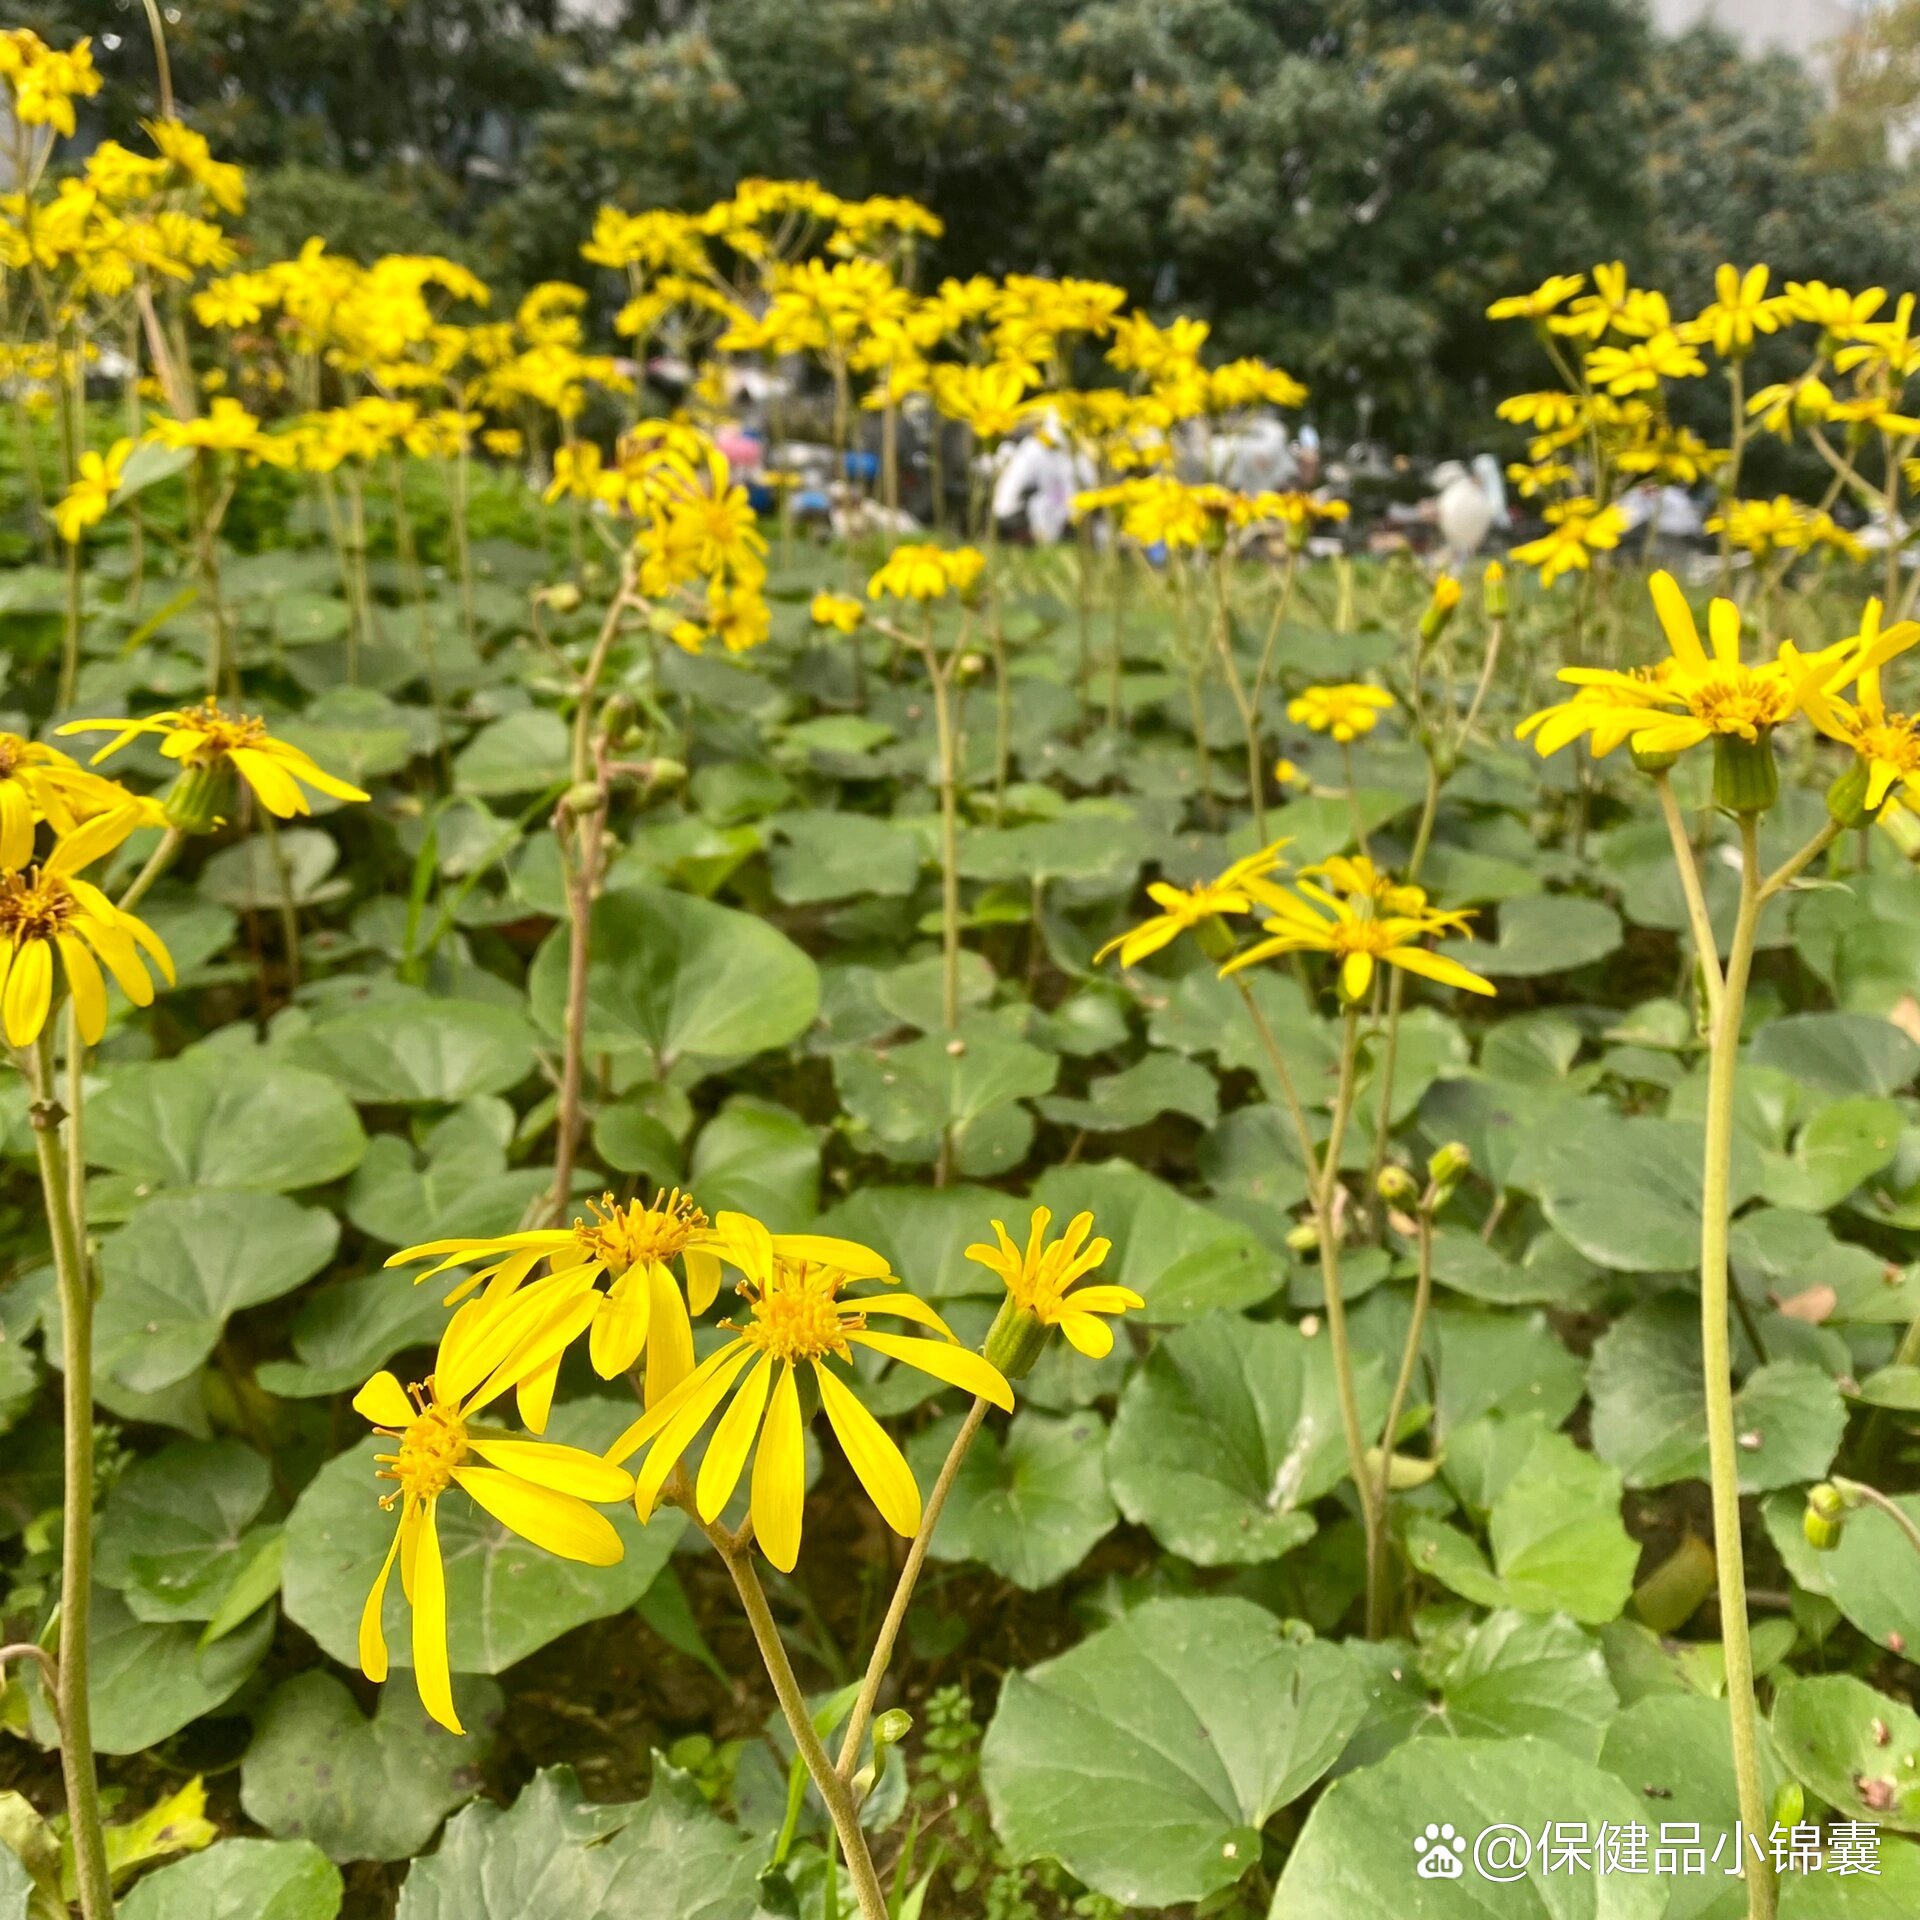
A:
[52,439,133,545]
[1221,878,1494,1004]
[0,811,175,1046]
[1683,263,1787,360]
[1301,854,1464,925]
[605,1232,1012,1572]
[1801,600,1920,814]
[0,734,139,869]
[1092,840,1291,968]
[1287,683,1395,743]
[967,1207,1140,1361]
[868,543,985,602]
[1508,498,1625,588]
[59,698,371,820]
[387,1190,732,1428]
[809,592,866,633]
[353,1292,634,1735]
[1486,273,1585,323]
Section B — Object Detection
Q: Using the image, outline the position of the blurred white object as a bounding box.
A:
[992,428,1093,544]
[1432,459,1494,567]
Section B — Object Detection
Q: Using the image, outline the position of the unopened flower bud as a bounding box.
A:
[162,760,236,835]
[1192,914,1238,962]
[561,781,605,818]
[1427,1142,1472,1189]
[1419,575,1462,647]
[600,693,636,746]
[1482,559,1508,619]
[983,1295,1050,1381]
[1630,740,1681,775]
[1285,1220,1321,1254]
[643,757,688,794]
[1802,1481,1851,1552]
[543,582,583,614]
[1376,1165,1418,1205]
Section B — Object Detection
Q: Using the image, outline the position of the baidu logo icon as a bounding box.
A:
[1415,1823,1468,1879]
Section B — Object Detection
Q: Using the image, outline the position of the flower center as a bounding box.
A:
[0,870,76,942]
[184,698,269,760]
[574,1187,706,1274]
[1328,919,1398,959]
[1857,717,1920,775]
[1687,669,1791,736]
[374,1388,469,1504]
[738,1264,855,1363]
[0,735,21,777]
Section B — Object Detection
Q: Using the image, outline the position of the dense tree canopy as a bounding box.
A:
[34,0,1920,443]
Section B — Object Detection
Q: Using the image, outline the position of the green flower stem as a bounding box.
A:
[913,623,966,1042]
[1209,558,1268,839]
[1234,983,1381,1624]
[835,1395,988,1781]
[1339,742,1372,863]
[1701,813,1773,1920]
[25,1035,114,1920]
[1829,1477,1920,1563]
[705,1517,888,1920]
[1654,772,1725,1029]
[114,827,184,915]
[1368,1197,1436,1634]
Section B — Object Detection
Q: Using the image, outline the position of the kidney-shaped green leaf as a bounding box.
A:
[118,1838,342,1920]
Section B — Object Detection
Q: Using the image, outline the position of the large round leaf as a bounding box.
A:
[119,1839,343,1920]
[281,1399,681,1675]
[981,1596,1365,1908]
[1773,1676,1920,1832]
[88,1052,366,1193]
[286,999,538,1104]
[95,1438,273,1623]
[94,1191,339,1393]
[529,886,819,1072]
[1106,1312,1386,1565]
[1438,894,1622,978]
[1766,1488,1920,1657]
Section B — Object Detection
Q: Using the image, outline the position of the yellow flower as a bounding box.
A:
[930,360,1035,441]
[53,439,132,545]
[1684,263,1786,359]
[1287,683,1394,743]
[1783,280,1885,339]
[1584,330,1705,396]
[1221,878,1494,1004]
[1301,854,1463,924]
[868,542,984,602]
[810,592,865,633]
[147,397,271,457]
[481,427,524,459]
[0,812,174,1047]
[387,1190,732,1428]
[1486,273,1585,323]
[1508,498,1625,588]
[0,735,137,868]
[967,1207,1140,1361]
[1801,600,1920,814]
[1517,571,1905,763]
[1093,840,1291,967]
[1549,262,1637,341]
[60,698,370,820]
[353,1297,634,1735]
[143,118,246,216]
[606,1232,1012,1571]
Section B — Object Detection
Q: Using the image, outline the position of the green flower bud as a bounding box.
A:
[1803,1481,1850,1552]
[1630,740,1681,775]
[1713,732,1778,814]
[1285,1220,1321,1254]
[1376,1164,1418,1205]
[1419,576,1462,648]
[162,760,236,835]
[1482,560,1508,619]
[983,1294,1050,1381]
[561,780,605,817]
[1827,757,1881,830]
[1771,1781,1805,1832]
[601,692,637,746]
[544,582,583,614]
[1192,914,1238,963]
[1427,1142,1472,1189]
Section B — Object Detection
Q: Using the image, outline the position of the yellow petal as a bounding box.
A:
[629,1341,757,1515]
[750,1364,806,1572]
[1340,950,1373,1001]
[1707,597,1742,667]
[3,939,52,1048]
[588,1266,650,1378]
[230,747,306,817]
[1059,1311,1114,1358]
[452,1465,624,1565]
[607,1336,752,1467]
[1383,946,1499,998]
[695,1353,772,1521]
[514,1353,560,1435]
[845,1294,956,1337]
[353,1370,414,1428]
[409,1500,462,1735]
[844,1330,1014,1411]
[56,932,107,1045]
[683,1247,722,1316]
[815,1362,920,1537]
[466,1436,633,1503]
[644,1262,694,1408]
[0,782,31,869]
[359,1509,404,1683]
[1648,570,1706,669]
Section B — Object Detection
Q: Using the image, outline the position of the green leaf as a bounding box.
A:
[94,1191,338,1393]
[88,1053,366,1194]
[393,1764,763,1920]
[95,1439,272,1623]
[255,1271,454,1399]
[1106,1313,1385,1565]
[1038,1051,1218,1132]
[1588,1298,1844,1492]
[1773,1676,1920,1832]
[529,886,819,1072]
[286,999,538,1104]
[767,810,921,902]
[1276,1735,1669,1918]
[1406,1426,1637,1624]
[453,709,569,796]
[1782,1838,1920,1913]
[908,1409,1117,1588]
[0,1845,28,1920]
[1747,1012,1920,1099]
[241,1671,500,1863]
[1028,1161,1283,1321]
[686,1097,818,1227]
[282,1400,681,1675]
[981,1596,1366,1908]
[198,830,347,910]
[1437,893,1622,978]
[1762,1097,1903,1213]
[1342,1611,1617,1775]
[812,1184,1008,1298]
[119,1840,342,1920]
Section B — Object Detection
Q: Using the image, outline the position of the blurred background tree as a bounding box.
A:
[28,0,1920,446]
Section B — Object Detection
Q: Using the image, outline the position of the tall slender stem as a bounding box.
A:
[922,639,963,1038]
[1368,1201,1435,1634]
[1701,814,1774,1920]
[836,1397,986,1778]
[26,1035,113,1920]
[1655,772,1726,1028]
[717,1534,888,1920]
[116,828,183,914]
